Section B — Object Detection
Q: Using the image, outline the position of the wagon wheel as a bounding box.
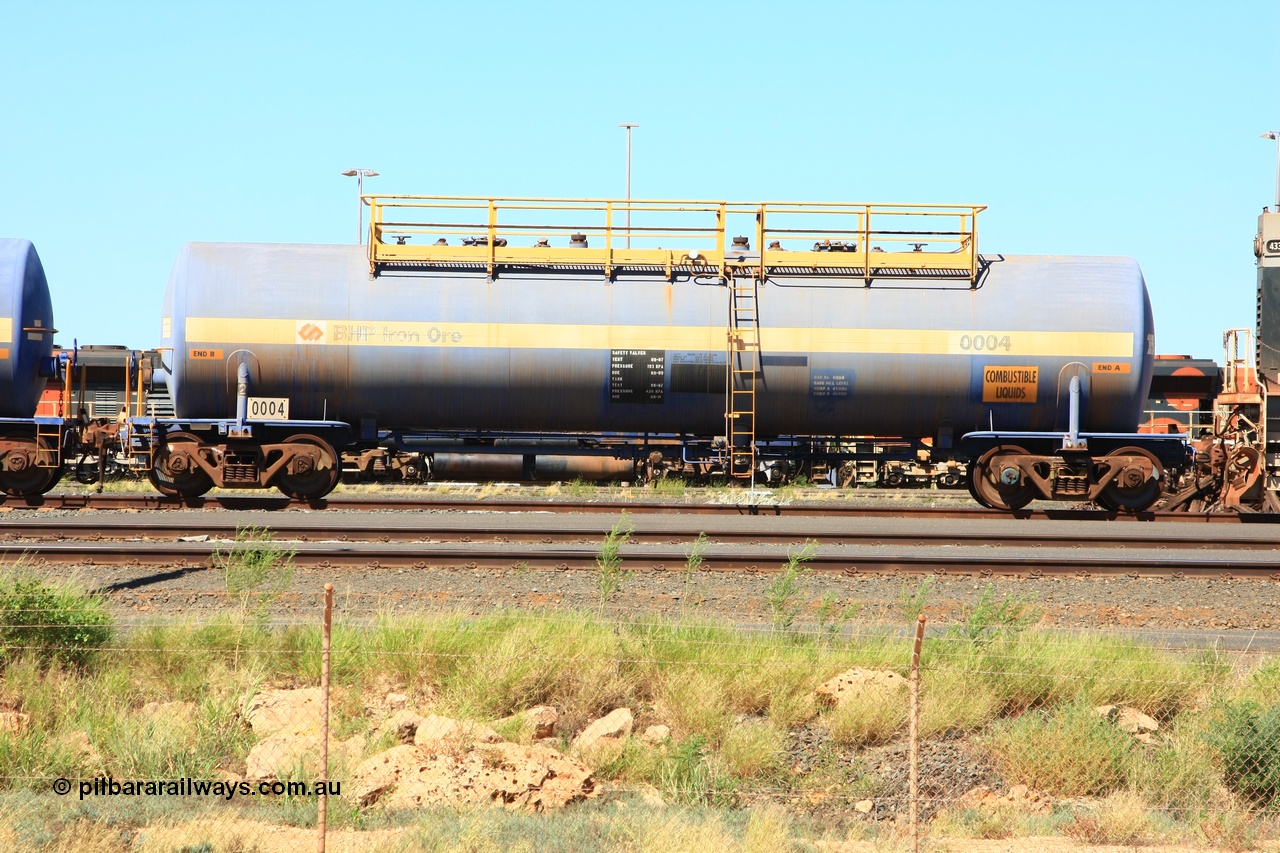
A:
[274,434,339,500]
[969,445,1037,511]
[0,433,62,497]
[0,433,61,497]
[148,431,214,498]
[1096,446,1163,513]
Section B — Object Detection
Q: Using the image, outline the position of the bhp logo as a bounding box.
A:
[297,323,325,343]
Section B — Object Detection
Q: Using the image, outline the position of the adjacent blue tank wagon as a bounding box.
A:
[0,239,63,495]
[0,239,55,418]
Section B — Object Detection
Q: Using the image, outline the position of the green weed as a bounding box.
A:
[1205,699,1280,807]
[984,696,1134,796]
[898,576,936,622]
[0,568,112,669]
[680,532,709,615]
[948,584,1041,641]
[814,593,860,643]
[596,511,635,615]
[764,540,817,633]
[215,526,295,625]
[652,476,687,498]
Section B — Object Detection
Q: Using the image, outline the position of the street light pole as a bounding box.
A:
[618,124,638,249]
[341,168,380,245]
[1264,133,1280,211]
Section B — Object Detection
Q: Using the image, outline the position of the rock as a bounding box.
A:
[640,725,670,745]
[246,732,364,781]
[376,710,427,744]
[572,708,634,754]
[413,715,503,749]
[385,692,408,708]
[495,705,558,740]
[349,741,595,811]
[813,668,908,708]
[0,710,31,736]
[955,784,1054,816]
[854,799,874,814]
[1117,707,1159,734]
[1095,704,1159,734]
[244,688,324,737]
[139,700,197,722]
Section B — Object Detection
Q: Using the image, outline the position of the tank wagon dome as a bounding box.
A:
[0,239,55,419]
[161,242,1155,439]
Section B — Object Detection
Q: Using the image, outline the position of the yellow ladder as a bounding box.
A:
[34,422,63,468]
[726,269,758,480]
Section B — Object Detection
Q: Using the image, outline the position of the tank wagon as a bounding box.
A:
[143,196,1187,509]
[0,238,67,496]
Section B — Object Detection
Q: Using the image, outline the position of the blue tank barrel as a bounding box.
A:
[0,239,56,419]
[161,243,1155,440]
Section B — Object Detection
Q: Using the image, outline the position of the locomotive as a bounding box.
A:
[0,196,1208,509]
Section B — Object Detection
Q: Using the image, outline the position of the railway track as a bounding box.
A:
[3,508,1278,577]
[5,540,1278,578]
[2,491,1278,522]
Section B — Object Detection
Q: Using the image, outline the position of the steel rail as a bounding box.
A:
[2,537,1277,578]
[0,492,1274,522]
[1,517,1277,551]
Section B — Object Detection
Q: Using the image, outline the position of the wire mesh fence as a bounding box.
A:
[2,579,1280,851]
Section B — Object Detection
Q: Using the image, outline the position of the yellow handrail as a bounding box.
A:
[366,196,986,284]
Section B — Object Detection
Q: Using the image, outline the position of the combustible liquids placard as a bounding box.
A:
[982,366,1038,403]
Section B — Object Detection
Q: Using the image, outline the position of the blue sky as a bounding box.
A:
[1,0,1276,359]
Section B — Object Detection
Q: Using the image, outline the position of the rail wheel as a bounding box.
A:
[148,431,213,498]
[1096,446,1163,513]
[969,445,1037,511]
[274,434,339,500]
[0,434,62,497]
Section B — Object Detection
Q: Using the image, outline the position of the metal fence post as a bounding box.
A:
[909,613,926,853]
[317,583,333,853]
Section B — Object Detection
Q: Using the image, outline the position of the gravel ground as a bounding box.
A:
[70,560,1280,640]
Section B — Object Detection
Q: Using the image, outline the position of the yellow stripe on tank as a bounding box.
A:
[0,319,11,345]
[184,318,1135,359]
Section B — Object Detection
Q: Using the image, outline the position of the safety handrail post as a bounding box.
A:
[715,203,726,270]
[970,207,979,286]
[756,205,766,282]
[605,202,613,279]
[367,198,380,276]
[862,205,872,286]
[487,199,497,277]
